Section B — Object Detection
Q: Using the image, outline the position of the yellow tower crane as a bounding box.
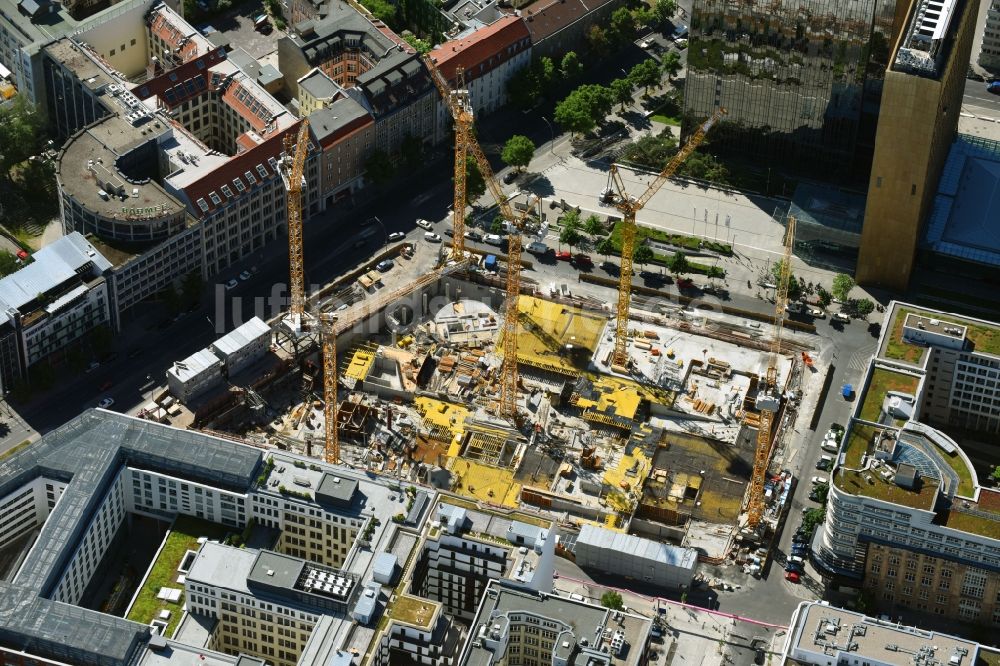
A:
[605,109,726,367]
[281,120,311,333]
[746,216,796,529]
[424,55,532,419]
[424,55,470,256]
[319,314,339,465]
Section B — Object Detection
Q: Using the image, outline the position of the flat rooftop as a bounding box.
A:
[858,366,920,426]
[387,594,439,629]
[880,301,1000,364]
[186,541,257,595]
[790,601,980,664]
[57,114,183,220]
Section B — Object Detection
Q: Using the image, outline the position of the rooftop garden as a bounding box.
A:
[886,306,1000,362]
[834,470,938,510]
[842,423,880,469]
[858,368,920,424]
[126,515,232,637]
[388,595,436,628]
[941,450,976,497]
[942,508,1000,540]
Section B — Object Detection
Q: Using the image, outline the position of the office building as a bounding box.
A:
[815,301,1000,627]
[781,601,993,664]
[459,581,654,666]
[0,232,113,393]
[575,524,698,591]
[855,0,978,290]
[684,0,904,177]
[979,0,1000,71]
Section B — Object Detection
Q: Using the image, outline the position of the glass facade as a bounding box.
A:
[683,0,900,179]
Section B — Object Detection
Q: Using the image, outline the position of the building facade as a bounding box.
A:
[0,232,114,393]
[815,302,1000,629]
[683,0,904,178]
[855,0,978,289]
[980,0,1000,71]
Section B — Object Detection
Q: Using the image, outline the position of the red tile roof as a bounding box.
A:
[520,0,617,43]
[133,48,226,105]
[182,121,303,217]
[428,16,531,83]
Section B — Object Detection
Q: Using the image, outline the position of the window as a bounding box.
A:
[245,171,257,185]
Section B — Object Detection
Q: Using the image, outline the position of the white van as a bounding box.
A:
[483,234,504,247]
[820,439,840,453]
[832,312,851,323]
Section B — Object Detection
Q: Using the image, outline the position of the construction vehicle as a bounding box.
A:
[423,55,470,256]
[605,108,726,368]
[745,216,796,529]
[319,314,339,465]
[424,55,533,421]
[280,120,311,335]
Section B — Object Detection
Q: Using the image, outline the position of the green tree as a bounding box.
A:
[610,6,637,41]
[586,25,611,56]
[621,130,678,169]
[651,0,677,24]
[560,51,584,80]
[506,66,541,110]
[600,590,624,610]
[464,155,486,203]
[0,251,19,277]
[610,78,634,111]
[181,270,204,307]
[362,0,397,23]
[992,465,1000,484]
[403,34,432,54]
[771,259,801,301]
[559,216,582,253]
[629,59,662,95]
[365,150,395,185]
[632,5,654,28]
[501,135,535,172]
[401,134,424,169]
[0,97,45,180]
[668,252,690,274]
[817,286,833,308]
[539,57,556,85]
[584,214,605,237]
[662,51,682,81]
[555,92,596,137]
[846,297,875,319]
[831,273,855,301]
[596,235,616,260]
[802,508,826,533]
[633,244,654,267]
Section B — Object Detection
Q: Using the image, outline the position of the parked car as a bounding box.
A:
[86,361,100,373]
[988,81,1000,95]
[388,232,405,242]
[816,455,833,470]
[832,312,851,323]
[808,307,825,318]
[821,438,840,453]
[785,561,804,574]
[376,260,394,272]
[483,234,504,247]
[444,228,454,237]
[416,218,434,230]
[224,278,238,290]
[503,171,518,184]
[98,397,115,409]
[785,571,801,583]
[571,253,593,268]
[811,476,828,485]
[238,270,252,281]
[555,250,573,261]
[465,230,483,242]
[423,232,442,243]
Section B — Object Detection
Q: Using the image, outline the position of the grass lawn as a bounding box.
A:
[126,515,232,637]
[0,439,33,460]
[607,221,731,275]
[884,308,928,365]
[650,112,681,125]
[941,451,976,497]
[843,423,879,469]
[859,368,920,423]
[887,306,1000,360]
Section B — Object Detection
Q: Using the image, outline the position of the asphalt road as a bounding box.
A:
[964,78,1000,109]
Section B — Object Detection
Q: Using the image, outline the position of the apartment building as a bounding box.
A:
[369,595,463,666]
[782,601,989,665]
[297,68,339,114]
[277,1,435,155]
[428,16,531,142]
[980,0,1000,70]
[815,301,1000,628]
[0,232,114,393]
[520,0,623,59]
[459,581,653,666]
[310,98,374,209]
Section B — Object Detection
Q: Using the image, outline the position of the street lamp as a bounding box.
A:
[367,216,389,248]
[540,116,556,155]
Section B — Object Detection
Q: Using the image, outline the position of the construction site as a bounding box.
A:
[146,70,822,572]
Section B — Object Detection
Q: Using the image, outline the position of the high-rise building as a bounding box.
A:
[682,0,906,178]
[854,0,977,289]
[979,0,1000,71]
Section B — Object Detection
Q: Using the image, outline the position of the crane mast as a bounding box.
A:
[425,56,530,420]
[424,56,471,256]
[319,314,339,465]
[746,216,796,528]
[607,109,725,367]
[281,120,310,333]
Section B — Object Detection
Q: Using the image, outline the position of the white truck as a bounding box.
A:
[526,241,549,255]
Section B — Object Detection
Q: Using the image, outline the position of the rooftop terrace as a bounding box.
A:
[882,303,1000,364]
[387,594,438,629]
[858,367,920,425]
[834,468,939,510]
